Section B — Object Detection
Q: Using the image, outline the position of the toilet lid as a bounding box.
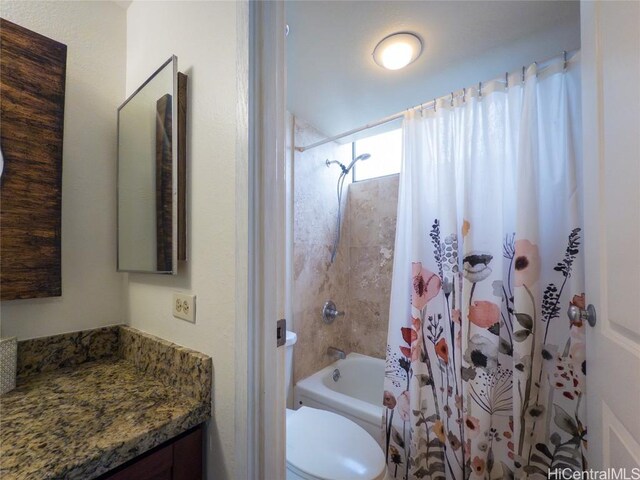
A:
[286,407,386,480]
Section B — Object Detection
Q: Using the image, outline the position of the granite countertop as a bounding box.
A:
[0,326,212,480]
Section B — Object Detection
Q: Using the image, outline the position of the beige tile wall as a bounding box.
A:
[292,116,399,383]
[345,175,398,360]
[292,116,352,383]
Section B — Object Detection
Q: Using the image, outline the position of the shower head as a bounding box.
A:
[327,152,371,264]
[344,153,371,173]
[325,153,371,175]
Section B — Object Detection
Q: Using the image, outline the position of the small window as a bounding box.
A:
[353,128,402,182]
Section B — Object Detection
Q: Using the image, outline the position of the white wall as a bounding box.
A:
[125,2,245,479]
[0,1,127,340]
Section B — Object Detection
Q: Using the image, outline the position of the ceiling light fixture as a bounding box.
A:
[372,32,423,70]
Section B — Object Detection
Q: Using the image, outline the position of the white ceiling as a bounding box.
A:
[286,1,581,141]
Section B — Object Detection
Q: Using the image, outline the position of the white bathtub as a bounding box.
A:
[294,353,385,446]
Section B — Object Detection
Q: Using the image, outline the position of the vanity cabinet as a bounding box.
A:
[0,18,67,300]
[100,425,203,480]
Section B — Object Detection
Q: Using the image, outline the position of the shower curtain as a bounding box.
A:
[383,54,585,480]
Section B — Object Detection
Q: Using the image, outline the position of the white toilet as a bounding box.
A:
[285,331,387,480]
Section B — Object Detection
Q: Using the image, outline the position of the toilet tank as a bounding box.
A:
[285,331,297,406]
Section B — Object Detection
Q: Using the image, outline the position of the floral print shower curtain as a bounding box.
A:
[383,54,585,480]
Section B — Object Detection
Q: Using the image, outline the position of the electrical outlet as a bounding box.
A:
[172,293,196,323]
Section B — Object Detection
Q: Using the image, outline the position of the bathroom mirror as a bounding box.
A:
[117,55,186,274]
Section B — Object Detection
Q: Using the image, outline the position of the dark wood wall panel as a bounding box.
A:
[1,19,67,300]
[177,72,187,262]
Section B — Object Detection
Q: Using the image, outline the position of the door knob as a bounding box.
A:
[567,304,597,327]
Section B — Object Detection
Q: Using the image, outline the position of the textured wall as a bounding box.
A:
[292,117,399,383]
[0,1,126,339]
[124,2,245,479]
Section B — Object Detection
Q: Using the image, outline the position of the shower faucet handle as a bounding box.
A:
[322,300,344,324]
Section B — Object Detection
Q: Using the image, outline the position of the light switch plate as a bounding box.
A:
[173,293,196,323]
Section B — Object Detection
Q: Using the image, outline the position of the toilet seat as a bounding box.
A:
[286,407,386,480]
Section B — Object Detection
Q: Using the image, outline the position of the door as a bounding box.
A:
[581,0,640,470]
[247,1,288,479]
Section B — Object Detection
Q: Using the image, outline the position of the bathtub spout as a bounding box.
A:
[327,346,346,360]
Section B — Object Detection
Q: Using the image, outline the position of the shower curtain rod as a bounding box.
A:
[295,110,405,152]
[294,50,576,153]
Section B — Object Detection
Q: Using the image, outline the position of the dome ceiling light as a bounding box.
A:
[372,32,423,70]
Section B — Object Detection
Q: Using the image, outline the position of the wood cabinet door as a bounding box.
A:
[100,426,203,480]
[105,444,173,480]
